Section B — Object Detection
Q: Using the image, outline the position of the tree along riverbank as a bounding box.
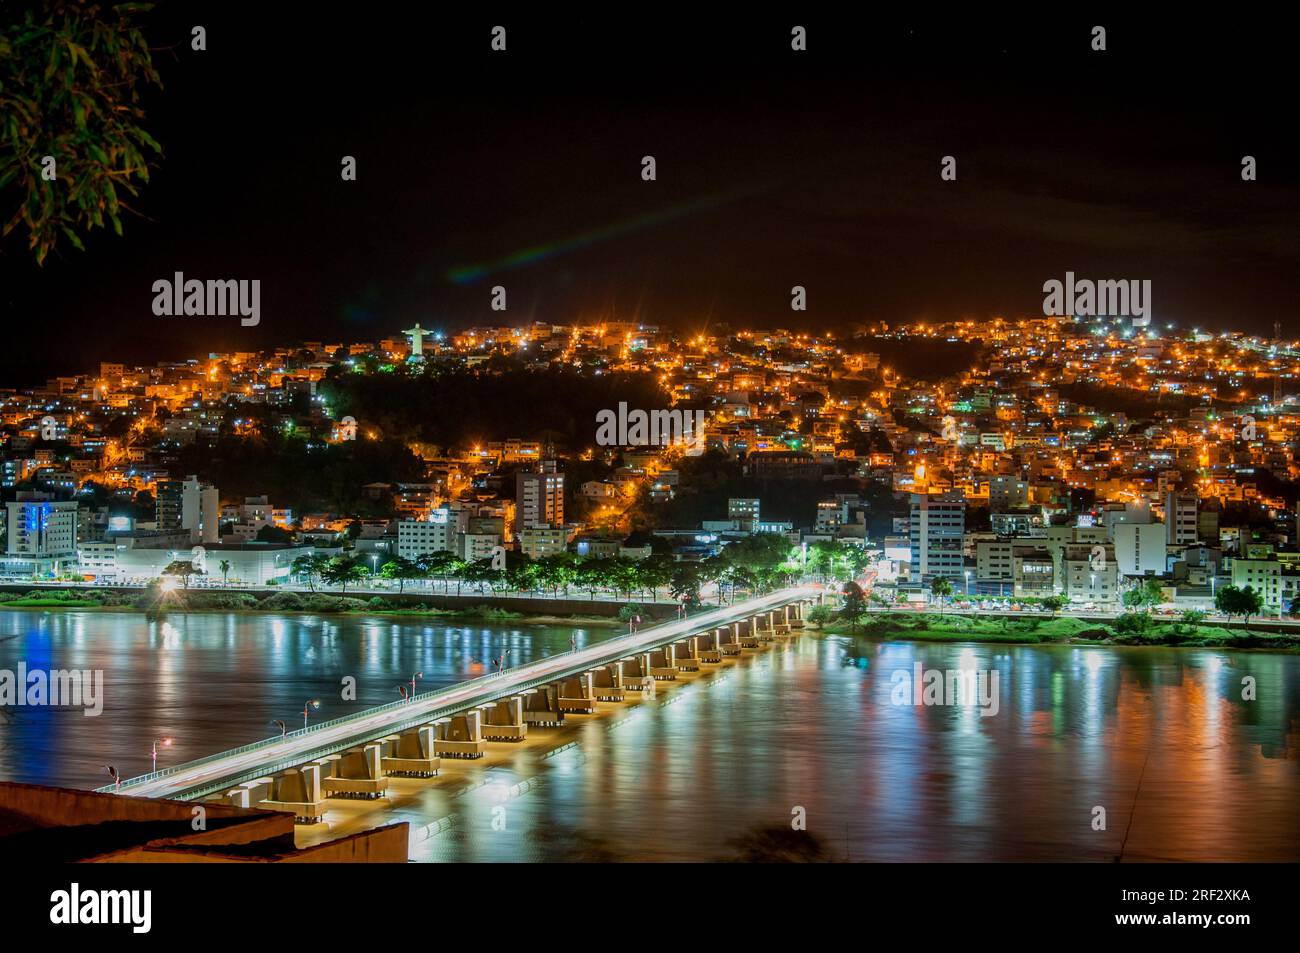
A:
[813,612,1300,650]
[0,588,624,627]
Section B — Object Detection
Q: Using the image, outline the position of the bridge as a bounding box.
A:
[98,587,818,811]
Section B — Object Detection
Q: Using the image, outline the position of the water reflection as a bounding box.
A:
[0,610,602,788]
[1,611,1297,861]
[412,634,1299,862]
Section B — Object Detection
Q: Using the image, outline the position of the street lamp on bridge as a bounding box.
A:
[151,737,172,772]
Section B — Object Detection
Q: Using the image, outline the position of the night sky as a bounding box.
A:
[1,6,1298,384]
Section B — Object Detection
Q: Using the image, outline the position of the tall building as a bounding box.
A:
[728,497,760,533]
[397,510,454,560]
[515,464,564,533]
[1112,522,1167,577]
[155,479,185,533]
[909,491,966,581]
[1165,492,1198,545]
[183,475,220,544]
[1063,543,1118,606]
[157,476,219,543]
[3,497,78,575]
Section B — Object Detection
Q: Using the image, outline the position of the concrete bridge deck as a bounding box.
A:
[98,587,817,801]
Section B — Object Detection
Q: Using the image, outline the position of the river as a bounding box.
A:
[1,609,1297,861]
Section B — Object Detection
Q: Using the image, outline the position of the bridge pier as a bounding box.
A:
[672,636,700,671]
[322,744,389,799]
[380,725,441,777]
[620,653,656,691]
[696,629,723,663]
[591,664,626,702]
[719,625,743,656]
[522,685,564,727]
[479,696,528,741]
[649,644,677,680]
[556,673,597,713]
[434,711,487,758]
[256,767,326,823]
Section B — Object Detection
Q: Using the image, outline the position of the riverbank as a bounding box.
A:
[0,589,623,626]
[814,612,1300,650]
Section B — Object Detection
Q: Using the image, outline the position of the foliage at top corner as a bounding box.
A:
[0,1,162,264]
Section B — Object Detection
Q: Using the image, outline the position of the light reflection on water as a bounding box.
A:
[1,611,1297,861]
[0,610,604,789]
[411,634,1300,862]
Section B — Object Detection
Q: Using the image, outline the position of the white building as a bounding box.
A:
[397,513,454,560]
[1111,522,1167,578]
[104,542,315,586]
[909,491,966,581]
[459,532,500,563]
[2,498,78,576]
[516,468,564,531]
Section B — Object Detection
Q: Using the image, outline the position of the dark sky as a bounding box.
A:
[2,6,1298,384]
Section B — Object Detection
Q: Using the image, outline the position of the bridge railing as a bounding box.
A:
[95,591,809,795]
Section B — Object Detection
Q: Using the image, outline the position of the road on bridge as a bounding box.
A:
[115,586,818,800]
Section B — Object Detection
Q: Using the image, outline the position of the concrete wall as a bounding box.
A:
[0,781,280,831]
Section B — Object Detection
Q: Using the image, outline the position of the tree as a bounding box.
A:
[575,558,609,600]
[321,555,363,597]
[722,533,795,594]
[256,523,293,544]
[698,555,728,605]
[1,1,164,264]
[805,603,834,626]
[417,550,461,593]
[1041,595,1065,616]
[638,554,675,602]
[380,556,418,594]
[807,540,869,585]
[1241,586,1264,625]
[1123,577,1164,612]
[722,564,756,604]
[839,582,866,632]
[1216,584,1263,625]
[1121,588,1146,611]
[669,563,702,608]
[291,552,328,592]
[536,553,578,598]
[218,559,231,587]
[504,552,539,594]
[462,557,501,595]
[618,602,647,624]
[929,577,953,617]
[162,559,201,590]
[608,557,641,600]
